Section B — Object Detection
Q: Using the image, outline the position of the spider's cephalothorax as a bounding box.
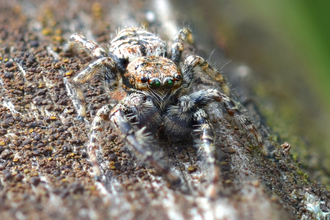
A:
[68,27,266,186]
[124,56,182,110]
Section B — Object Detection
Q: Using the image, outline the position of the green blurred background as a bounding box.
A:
[236,0,330,111]
[172,0,330,185]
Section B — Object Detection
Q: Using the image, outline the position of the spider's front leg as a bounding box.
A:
[164,90,221,196]
[89,93,181,185]
[71,57,118,120]
[164,89,222,141]
[193,109,217,172]
[88,103,115,179]
[181,56,266,154]
[193,109,221,198]
[165,89,222,161]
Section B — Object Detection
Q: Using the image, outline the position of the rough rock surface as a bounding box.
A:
[0,0,329,219]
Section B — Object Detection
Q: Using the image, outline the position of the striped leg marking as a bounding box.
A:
[177,89,222,113]
[69,33,107,58]
[193,109,219,198]
[167,88,266,154]
[88,104,113,179]
[194,109,216,167]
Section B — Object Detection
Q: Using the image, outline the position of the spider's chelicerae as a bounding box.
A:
[68,27,266,184]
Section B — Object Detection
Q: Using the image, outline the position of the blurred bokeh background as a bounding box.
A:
[171,0,330,185]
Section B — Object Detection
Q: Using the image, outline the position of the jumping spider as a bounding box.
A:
[68,27,265,184]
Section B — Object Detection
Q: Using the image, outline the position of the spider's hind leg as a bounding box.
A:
[68,33,107,58]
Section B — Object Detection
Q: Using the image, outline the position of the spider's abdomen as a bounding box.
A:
[109,27,166,62]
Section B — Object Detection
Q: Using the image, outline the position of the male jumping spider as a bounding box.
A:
[68,27,266,184]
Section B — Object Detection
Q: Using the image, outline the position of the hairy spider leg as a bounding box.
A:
[72,57,117,119]
[171,28,193,64]
[193,109,216,167]
[164,88,222,140]
[165,90,221,161]
[88,103,116,179]
[112,110,181,186]
[193,109,220,198]
[164,89,222,194]
[181,58,267,154]
[89,94,181,185]
[69,33,107,58]
[182,55,230,95]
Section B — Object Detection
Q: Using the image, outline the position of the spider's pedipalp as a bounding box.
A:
[72,57,118,119]
[182,55,230,95]
[69,33,107,58]
[171,28,193,64]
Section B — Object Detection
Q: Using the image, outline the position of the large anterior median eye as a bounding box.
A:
[149,78,161,89]
[164,78,174,89]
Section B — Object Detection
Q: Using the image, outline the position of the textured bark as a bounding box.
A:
[0,0,329,219]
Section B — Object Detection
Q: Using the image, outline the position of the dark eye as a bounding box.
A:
[141,76,148,83]
[149,78,161,89]
[174,74,181,81]
[164,78,174,89]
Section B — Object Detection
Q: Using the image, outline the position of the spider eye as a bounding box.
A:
[149,78,161,89]
[140,76,148,83]
[174,74,181,81]
[164,78,174,89]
